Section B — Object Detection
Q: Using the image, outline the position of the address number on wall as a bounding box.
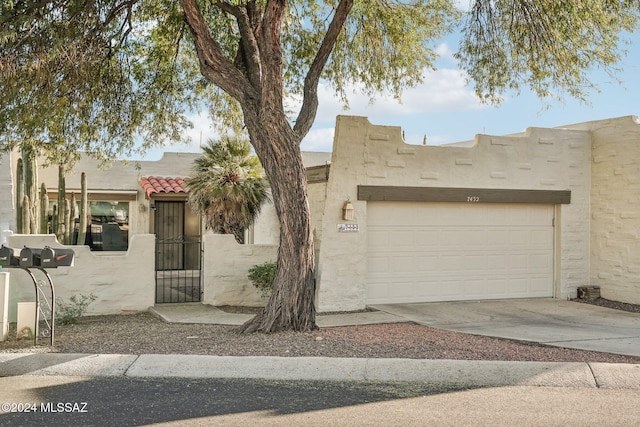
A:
[467,196,480,202]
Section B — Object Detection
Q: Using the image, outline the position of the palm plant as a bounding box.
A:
[187,136,269,244]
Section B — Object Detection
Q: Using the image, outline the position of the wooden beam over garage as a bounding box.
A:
[358,186,571,204]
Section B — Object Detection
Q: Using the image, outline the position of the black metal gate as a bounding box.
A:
[155,201,202,303]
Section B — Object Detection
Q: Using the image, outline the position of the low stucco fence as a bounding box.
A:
[1,233,277,322]
[5,234,278,322]
[4,234,155,322]
[202,234,277,307]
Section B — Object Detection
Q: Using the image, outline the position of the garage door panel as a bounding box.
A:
[366,202,554,304]
[388,230,416,246]
[391,256,421,273]
[416,255,441,271]
[368,230,390,247]
[531,276,553,293]
[507,254,529,270]
[367,256,389,273]
[486,230,508,246]
[414,229,439,245]
[531,229,554,246]
[530,253,553,269]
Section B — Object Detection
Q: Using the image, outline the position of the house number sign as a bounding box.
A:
[467,196,480,202]
[338,223,359,232]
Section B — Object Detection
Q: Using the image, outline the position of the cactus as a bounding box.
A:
[77,172,88,245]
[22,145,39,233]
[64,198,71,244]
[69,193,77,243]
[21,195,30,234]
[52,204,58,233]
[56,164,66,242]
[16,158,23,233]
[40,183,49,233]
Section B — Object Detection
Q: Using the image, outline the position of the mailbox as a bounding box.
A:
[40,246,75,268]
[0,245,20,267]
[19,247,43,268]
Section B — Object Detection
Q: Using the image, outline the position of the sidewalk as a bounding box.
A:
[149,303,408,328]
[2,301,639,389]
[1,352,640,390]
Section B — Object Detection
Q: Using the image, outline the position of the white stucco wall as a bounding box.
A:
[565,116,640,305]
[202,234,277,306]
[0,153,15,239]
[316,116,592,311]
[250,190,279,245]
[5,234,155,320]
[9,151,202,237]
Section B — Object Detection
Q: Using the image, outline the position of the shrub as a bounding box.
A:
[56,293,97,325]
[248,261,276,297]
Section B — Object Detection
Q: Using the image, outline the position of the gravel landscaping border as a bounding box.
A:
[1,298,639,364]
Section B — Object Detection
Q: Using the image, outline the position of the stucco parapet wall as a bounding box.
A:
[28,152,201,192]
[19,150,332,194]
[335,116,590,189]
[556,115,640,133]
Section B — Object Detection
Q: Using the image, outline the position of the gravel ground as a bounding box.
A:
[1,298,639,364]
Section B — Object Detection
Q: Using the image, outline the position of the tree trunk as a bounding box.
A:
[237,112,317,333]
[180,0,321,332]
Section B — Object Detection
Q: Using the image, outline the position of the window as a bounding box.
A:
[47,199,130,251]
[84,201,129,251]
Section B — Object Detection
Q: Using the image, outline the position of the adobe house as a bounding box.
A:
[314,115,640,310]
[1,150,329,318]
[2,115,640,318]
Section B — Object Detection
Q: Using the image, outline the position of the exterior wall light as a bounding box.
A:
[342,200,355,221]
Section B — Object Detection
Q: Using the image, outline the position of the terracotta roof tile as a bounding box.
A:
[140,176,190,197]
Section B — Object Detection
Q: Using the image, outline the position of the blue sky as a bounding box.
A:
[143,30,640,160]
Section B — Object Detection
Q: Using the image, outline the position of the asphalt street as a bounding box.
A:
[1,375,640,426]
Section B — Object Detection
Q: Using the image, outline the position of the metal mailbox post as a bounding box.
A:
[0,245,75,346]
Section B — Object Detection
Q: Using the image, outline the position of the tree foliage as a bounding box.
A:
[458,0,640,103]
[0,0,201,164]
[187,136,269,244]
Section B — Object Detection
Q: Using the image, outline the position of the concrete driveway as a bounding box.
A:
[371,299,640,357]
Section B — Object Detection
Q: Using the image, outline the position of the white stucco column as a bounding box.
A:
[0,272,9,341]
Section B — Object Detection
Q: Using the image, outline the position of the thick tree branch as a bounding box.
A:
[293,0,354,140]
[180,0,256,102]
[218,2,263,90]
[259,0,287,112]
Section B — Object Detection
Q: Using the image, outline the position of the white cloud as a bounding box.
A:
[301,127,334,152]
[140,112,218,160]
[183,111,220,149]
[312,68,483,126]
[174,67,484,156]
[455,0,472,12]
[435,43,454,60]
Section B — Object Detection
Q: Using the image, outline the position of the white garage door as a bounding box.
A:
[366,202,554,304]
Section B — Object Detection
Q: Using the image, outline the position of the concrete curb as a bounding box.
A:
[2,353,640,389]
